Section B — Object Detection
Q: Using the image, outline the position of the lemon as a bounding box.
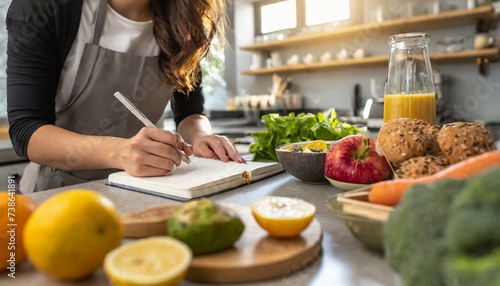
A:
[23,189,123,280]
[303,140,327,152]
[104,237,192,286]
[251,196,316,238]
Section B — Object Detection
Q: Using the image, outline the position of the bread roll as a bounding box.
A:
[396,155,449,179]
[437,122,495,164]
[377,118,428,166]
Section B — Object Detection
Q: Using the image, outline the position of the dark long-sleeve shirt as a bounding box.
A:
[6,0,205,159]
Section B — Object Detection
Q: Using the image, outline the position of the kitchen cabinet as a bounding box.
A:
[0,162,28,190]
[240,5,498,76]
[0,138,28,190]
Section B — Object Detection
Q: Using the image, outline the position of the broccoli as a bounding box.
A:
[383,167,500,286]
[384,179,466,286]
[443,167,500,286]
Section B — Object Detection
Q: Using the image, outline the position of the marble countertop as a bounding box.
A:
[4,173,401,286]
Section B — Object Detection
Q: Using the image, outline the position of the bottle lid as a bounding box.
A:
[389,32,430,47]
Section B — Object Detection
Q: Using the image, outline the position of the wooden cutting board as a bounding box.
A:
[121,203,322,284]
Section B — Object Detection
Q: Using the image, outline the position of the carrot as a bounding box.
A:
[368,150,500,206]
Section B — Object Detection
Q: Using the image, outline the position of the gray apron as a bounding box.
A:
[20,0,172,193]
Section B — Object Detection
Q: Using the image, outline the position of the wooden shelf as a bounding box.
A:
[240,48,500,75]
[240,6,494,52]
[430,47,500,63]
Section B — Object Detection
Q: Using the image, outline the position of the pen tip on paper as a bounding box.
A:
[183,158,197,168]
[186,163,197,169]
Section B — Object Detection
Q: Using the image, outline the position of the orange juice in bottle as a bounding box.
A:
[384,33,437,124]
[384,93,436,124]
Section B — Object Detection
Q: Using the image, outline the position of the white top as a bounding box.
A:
[57,0,159,98]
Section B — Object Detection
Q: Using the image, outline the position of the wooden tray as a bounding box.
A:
[327,187,394,251]
[121,203,322,284]
[335,186,394,222]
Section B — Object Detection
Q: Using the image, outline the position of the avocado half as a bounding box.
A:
[167,199,245,255]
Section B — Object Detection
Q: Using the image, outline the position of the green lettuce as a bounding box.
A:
[249,111,360,161]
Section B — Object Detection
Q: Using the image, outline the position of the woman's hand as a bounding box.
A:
[118,127,194,177]
[192,134,246,163]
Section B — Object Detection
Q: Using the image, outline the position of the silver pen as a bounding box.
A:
[113,91,192,165]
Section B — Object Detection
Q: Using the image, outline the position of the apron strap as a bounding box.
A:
[92,0,108,45]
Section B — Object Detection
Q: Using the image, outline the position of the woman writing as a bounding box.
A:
[6,0,242,192]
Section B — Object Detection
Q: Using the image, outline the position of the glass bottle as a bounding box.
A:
[384,32,436,124]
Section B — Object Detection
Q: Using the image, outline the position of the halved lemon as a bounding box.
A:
[251,196,316,238]
[303,140,327,152]
[104,237,192,286]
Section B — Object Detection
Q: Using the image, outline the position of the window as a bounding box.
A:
[255,0,353,36]
[200,34,227,110]
[260,0,297,34]
[305,0,350,26]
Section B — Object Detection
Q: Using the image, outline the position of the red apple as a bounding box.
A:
[325,135,391,184]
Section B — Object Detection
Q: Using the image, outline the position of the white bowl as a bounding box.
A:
[325,176,370,191]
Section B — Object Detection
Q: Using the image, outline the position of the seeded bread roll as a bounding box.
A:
[417,122,441,155]
[437,122,495,164]
[396,155,450,179]
[434,152,450,166]
[377,118,428,166]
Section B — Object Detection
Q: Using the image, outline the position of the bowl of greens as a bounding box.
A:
[275,140,335,183]
[249,111,363,162]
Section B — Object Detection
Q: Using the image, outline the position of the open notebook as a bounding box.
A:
[107,156,283,201]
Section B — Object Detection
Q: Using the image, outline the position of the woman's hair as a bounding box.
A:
[151,0,228,93]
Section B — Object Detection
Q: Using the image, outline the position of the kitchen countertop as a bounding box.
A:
[2,117,497,285]
[0,138,26,165]
[5,173,401,286]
